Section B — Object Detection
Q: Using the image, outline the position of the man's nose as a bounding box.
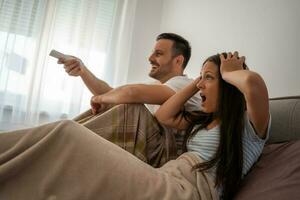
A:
[148,53,155,62]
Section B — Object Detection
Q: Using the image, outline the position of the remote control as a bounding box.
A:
[49,50,70,59]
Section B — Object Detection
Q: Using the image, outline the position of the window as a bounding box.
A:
[0,0,120,131]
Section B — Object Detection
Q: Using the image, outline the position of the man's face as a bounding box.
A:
[148,39,176,81]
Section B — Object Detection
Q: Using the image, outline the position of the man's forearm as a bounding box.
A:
[99,85,136,104]
[80,68,113,95]
[100,84,176,105]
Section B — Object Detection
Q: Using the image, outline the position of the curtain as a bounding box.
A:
[0,0,137,131]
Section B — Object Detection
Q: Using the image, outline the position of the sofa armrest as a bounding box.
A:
[268,96,300,144]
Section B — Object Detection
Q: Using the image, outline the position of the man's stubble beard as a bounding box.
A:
[148,60,174,81]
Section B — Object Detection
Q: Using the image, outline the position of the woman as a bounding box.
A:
[155,51,271,199]
[0,52,270,200]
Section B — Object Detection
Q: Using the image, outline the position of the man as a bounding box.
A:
[59,33,201,166]
[0,33,202,199]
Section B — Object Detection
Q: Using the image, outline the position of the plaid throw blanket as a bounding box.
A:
[0,120,217,200]
[74,104,180,167]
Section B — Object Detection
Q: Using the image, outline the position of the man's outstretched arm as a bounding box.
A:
[59,57,113,95]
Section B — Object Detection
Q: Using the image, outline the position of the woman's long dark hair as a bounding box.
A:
[183,53,247,199]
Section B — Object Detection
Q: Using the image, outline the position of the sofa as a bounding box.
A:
[235,96,300,199]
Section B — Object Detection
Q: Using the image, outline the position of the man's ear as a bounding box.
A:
[175,55,184,67]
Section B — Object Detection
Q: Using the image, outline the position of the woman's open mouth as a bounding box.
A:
[200,93,206,102]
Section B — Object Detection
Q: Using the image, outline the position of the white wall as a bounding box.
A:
[126,0,164,84]
[127,0,300,97]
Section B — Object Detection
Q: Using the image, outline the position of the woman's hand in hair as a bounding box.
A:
[220,51,245,77]
[219,52,270,138]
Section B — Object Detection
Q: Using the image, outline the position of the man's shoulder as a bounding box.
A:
[145,75,193,85]
[164,75,194,92]
[166,75,193,83]
[165,75,194,85]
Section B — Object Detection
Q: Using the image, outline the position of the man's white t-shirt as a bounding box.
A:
[146,75,202,114]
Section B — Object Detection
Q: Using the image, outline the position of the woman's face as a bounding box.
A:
[196,61,220,113]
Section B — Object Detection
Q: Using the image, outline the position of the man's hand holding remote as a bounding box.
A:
[50,49,87,77]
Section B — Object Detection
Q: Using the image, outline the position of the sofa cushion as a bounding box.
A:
[268,96,300,143]
[235,140,300,199]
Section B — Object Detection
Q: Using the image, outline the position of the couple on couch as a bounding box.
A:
[0,33,270,200]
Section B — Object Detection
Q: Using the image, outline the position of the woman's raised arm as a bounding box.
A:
[154,79,200,130]
[220,52,269,138]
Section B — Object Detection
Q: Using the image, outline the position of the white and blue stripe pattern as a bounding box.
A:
[187,114,271,177]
